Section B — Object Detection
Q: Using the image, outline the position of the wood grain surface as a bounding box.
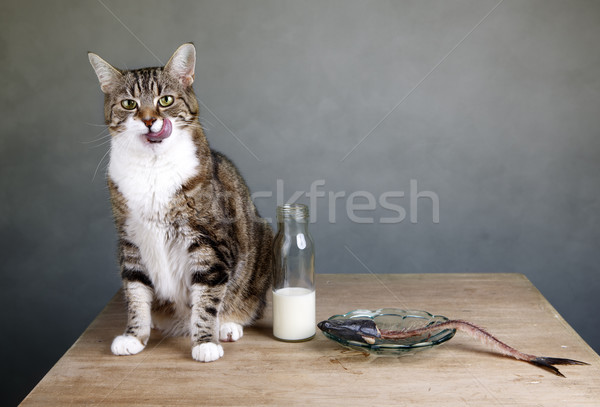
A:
[21,273,600,406]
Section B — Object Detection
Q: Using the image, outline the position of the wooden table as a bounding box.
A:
[21,274,600,406]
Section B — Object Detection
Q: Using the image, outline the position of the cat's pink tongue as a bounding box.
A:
[145,118,172,143]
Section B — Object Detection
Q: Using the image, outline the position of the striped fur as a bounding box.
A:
[89,43,273,362]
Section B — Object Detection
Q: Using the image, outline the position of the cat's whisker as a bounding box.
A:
[81,126,112,144]
[81,135,110,144]
[199,116,215,130]
[92,146,111,183]
[90,138,113,149]
[84,122,109,127]
[82,135,112,148]
[122,130,138,152]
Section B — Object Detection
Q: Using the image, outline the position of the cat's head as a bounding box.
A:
[89,43,200,148]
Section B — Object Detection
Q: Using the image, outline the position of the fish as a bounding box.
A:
[317,318,589,377]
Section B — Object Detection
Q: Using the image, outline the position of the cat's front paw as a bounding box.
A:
[192,343,224,362]
[111,335,146,356]
[220,322,244,342]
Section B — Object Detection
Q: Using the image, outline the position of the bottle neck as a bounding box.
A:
[276,204,309,232]
[273,203,314,292]
[278,218,309,235]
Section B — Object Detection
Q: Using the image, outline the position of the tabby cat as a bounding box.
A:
[88,43,273,362]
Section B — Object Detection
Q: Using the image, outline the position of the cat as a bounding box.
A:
[88,43,273,362]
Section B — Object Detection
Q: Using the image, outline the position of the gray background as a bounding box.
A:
[2,0,599,404]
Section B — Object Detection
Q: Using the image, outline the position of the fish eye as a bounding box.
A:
[158,95,174,107]
[121,99,137,110]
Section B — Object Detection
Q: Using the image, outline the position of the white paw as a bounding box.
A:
[111,335,145,355]
[220,322,244,342]
[192,343,224,362]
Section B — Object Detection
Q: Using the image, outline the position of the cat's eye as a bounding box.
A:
[121,99,137,110]
[158,95,174,107]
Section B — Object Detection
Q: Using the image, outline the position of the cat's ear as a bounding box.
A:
[165,43,196,87]
[88,52,123,93]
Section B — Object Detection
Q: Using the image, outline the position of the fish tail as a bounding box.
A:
[529,357,589,378]
[380,320,588,377]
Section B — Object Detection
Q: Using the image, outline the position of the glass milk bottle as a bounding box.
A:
[272,203,316,341]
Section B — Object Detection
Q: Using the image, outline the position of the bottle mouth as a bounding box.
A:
[277,203,309,221]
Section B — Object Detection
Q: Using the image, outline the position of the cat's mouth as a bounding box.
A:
[145,118,172,143]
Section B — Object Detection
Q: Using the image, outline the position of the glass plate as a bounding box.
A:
[320,308,456,355]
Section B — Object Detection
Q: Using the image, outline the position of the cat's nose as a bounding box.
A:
[142,117,157,128]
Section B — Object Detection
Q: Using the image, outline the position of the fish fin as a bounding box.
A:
[361,336,376,345]
[529,357,589,377]
[535,357,589,366]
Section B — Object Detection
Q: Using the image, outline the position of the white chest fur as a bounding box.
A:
[109,126,201,303]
